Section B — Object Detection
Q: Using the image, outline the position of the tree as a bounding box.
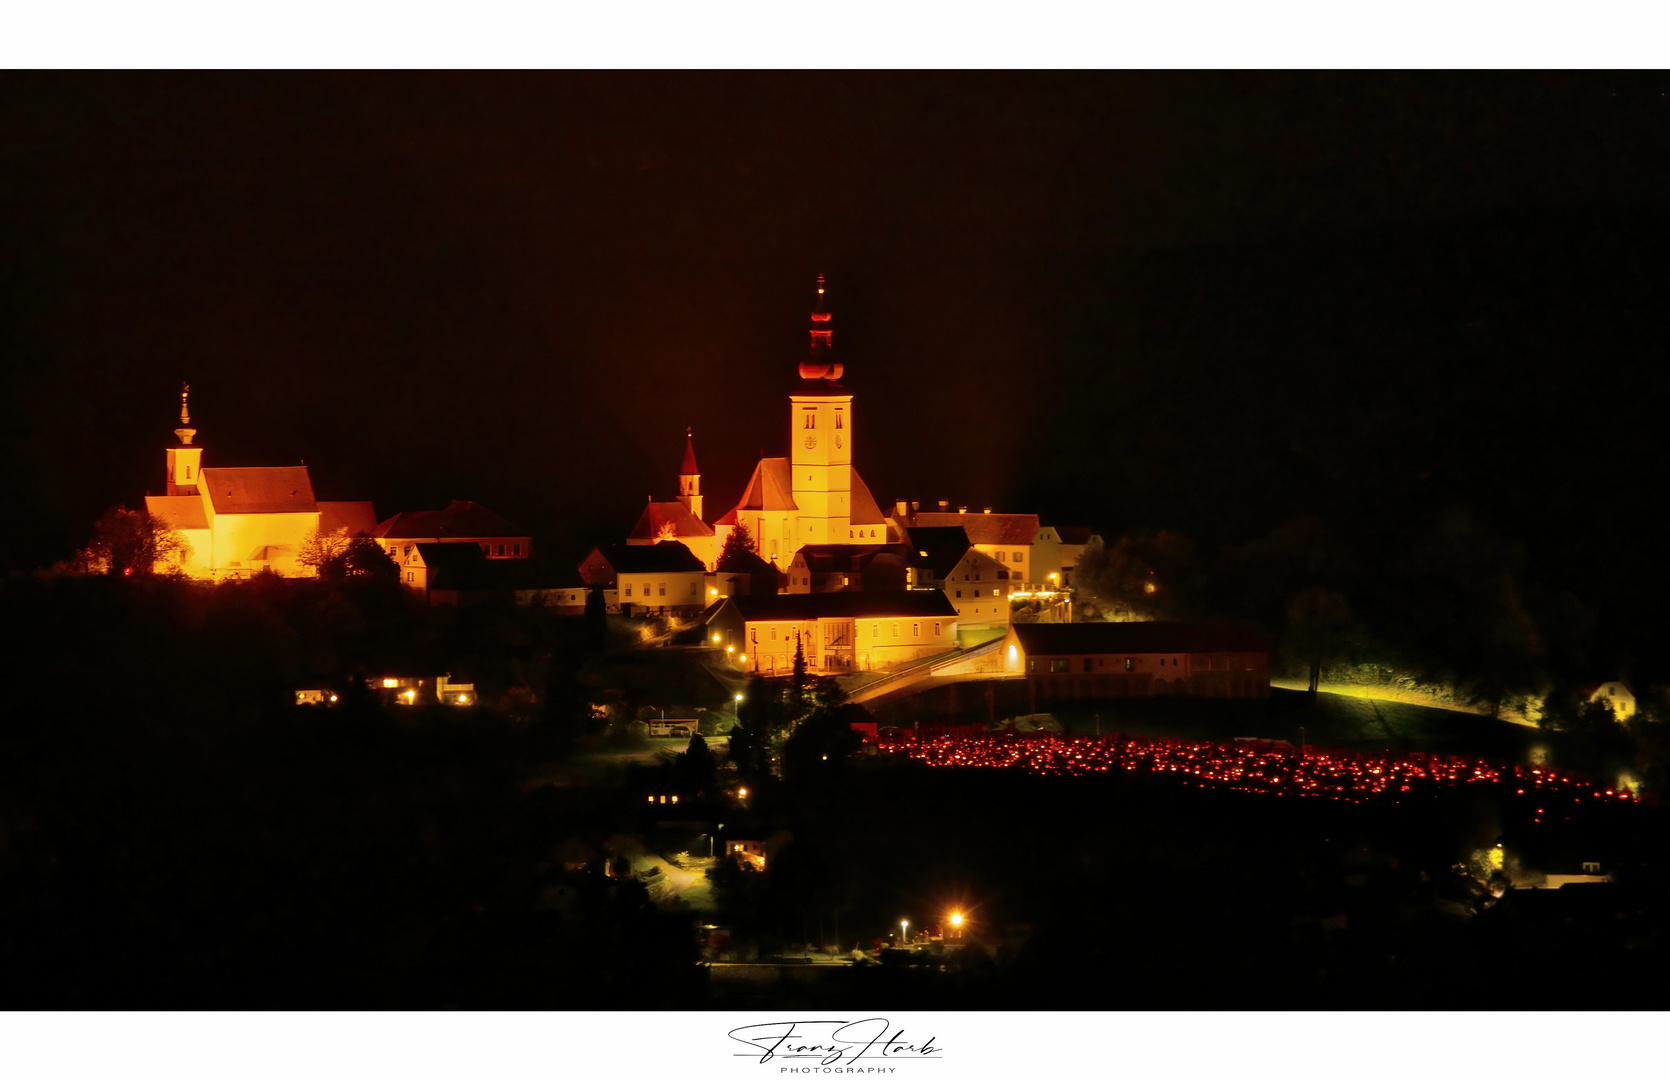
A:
[1071,530,1203,621]
[718,523,757,567]
[299,527,355,578]
[790,634,808,712]
[342,535,399,583]
[676,732,717,796]
[77,505,188,576]
[584,584,607,651]
[1282,587,1363,695]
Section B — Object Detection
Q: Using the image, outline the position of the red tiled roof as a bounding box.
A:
[374,500,527,540]
[201,467,317,515]
[319,501,378,536]
[850,469,886,525]
[718,457,797,524]
[628,501,714,541]
[145,495,208,531]
[898,511,1040,547]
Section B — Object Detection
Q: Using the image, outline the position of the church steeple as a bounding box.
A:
[165,382,203,496]
[677,426,703,521]
[798,274,842,383]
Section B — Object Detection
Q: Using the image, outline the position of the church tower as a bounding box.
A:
[677,426,703,521]
[164,382,202,496]
[790,275,853,546]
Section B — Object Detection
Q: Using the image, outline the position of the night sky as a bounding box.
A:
[4,72,1668,658]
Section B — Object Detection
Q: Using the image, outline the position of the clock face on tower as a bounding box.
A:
[804,432,817,449]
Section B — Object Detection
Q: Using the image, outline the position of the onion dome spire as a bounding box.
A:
[798,273,843,382]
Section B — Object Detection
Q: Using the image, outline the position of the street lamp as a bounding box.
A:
[900,919,909,946]
[735,693,744,706]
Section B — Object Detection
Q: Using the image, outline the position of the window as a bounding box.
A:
[1013,551,1023,562]
[751,629,758,642]
[835,413,843,429]
[1083,658,1094,673]
[934,622,941,635]
[185,465,192,479]
[997,551,1005,562]
[1049,658,1070,673]
[403,546,412,558]
[913,623,920,637]
[1028,659,1037,673]
[497,544,506,556]
[690,581,699,595]
[658,582,666,596]
[1124,658,1135,672]
[804,412,816,428]
[993,588,1000,596]
[406,572,414,583]
[772,627,778,640]
[956,590,962,598]
[513,543,521,556]
[892,623,899,638]
[871,624,878,638]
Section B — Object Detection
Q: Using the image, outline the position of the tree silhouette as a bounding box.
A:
[719,523,757,567]
[77,505,188,576]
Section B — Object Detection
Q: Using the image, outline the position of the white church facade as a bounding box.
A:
[144,386,376,579]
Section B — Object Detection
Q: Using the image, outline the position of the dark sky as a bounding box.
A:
[3,72,1667,592]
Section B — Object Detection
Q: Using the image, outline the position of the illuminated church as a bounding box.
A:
[709,276,890,566]
[144,386,376,579]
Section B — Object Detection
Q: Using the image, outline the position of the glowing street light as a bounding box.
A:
[712,633,721,643]
[735,693,745,705]
[949,911,964,929]
[900,919,909,945]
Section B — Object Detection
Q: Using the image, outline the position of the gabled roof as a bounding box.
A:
[1010,622,1269,656]
[374,500,527,540]
[850,469,886,526]
[596,541,706,575]
[145,495,208,531]
[792,543,910,574]
[897,511,1040,547]
[720,590,958,622]
[718,457,797,524]
[319,500,378,536]
[628,500,714,541]
[201,467,317,515]
[899,526,973,575]
[1054,525,1096,545]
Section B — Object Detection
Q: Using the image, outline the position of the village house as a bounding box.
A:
[702,589,960,674]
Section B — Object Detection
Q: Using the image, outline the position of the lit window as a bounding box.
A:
[406,572,413,582]
[1124,658,1135,672]
[1049,659,1070,673]
[993,588,1000,596]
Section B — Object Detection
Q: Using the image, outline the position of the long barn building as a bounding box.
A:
[1000,622,1270,710]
